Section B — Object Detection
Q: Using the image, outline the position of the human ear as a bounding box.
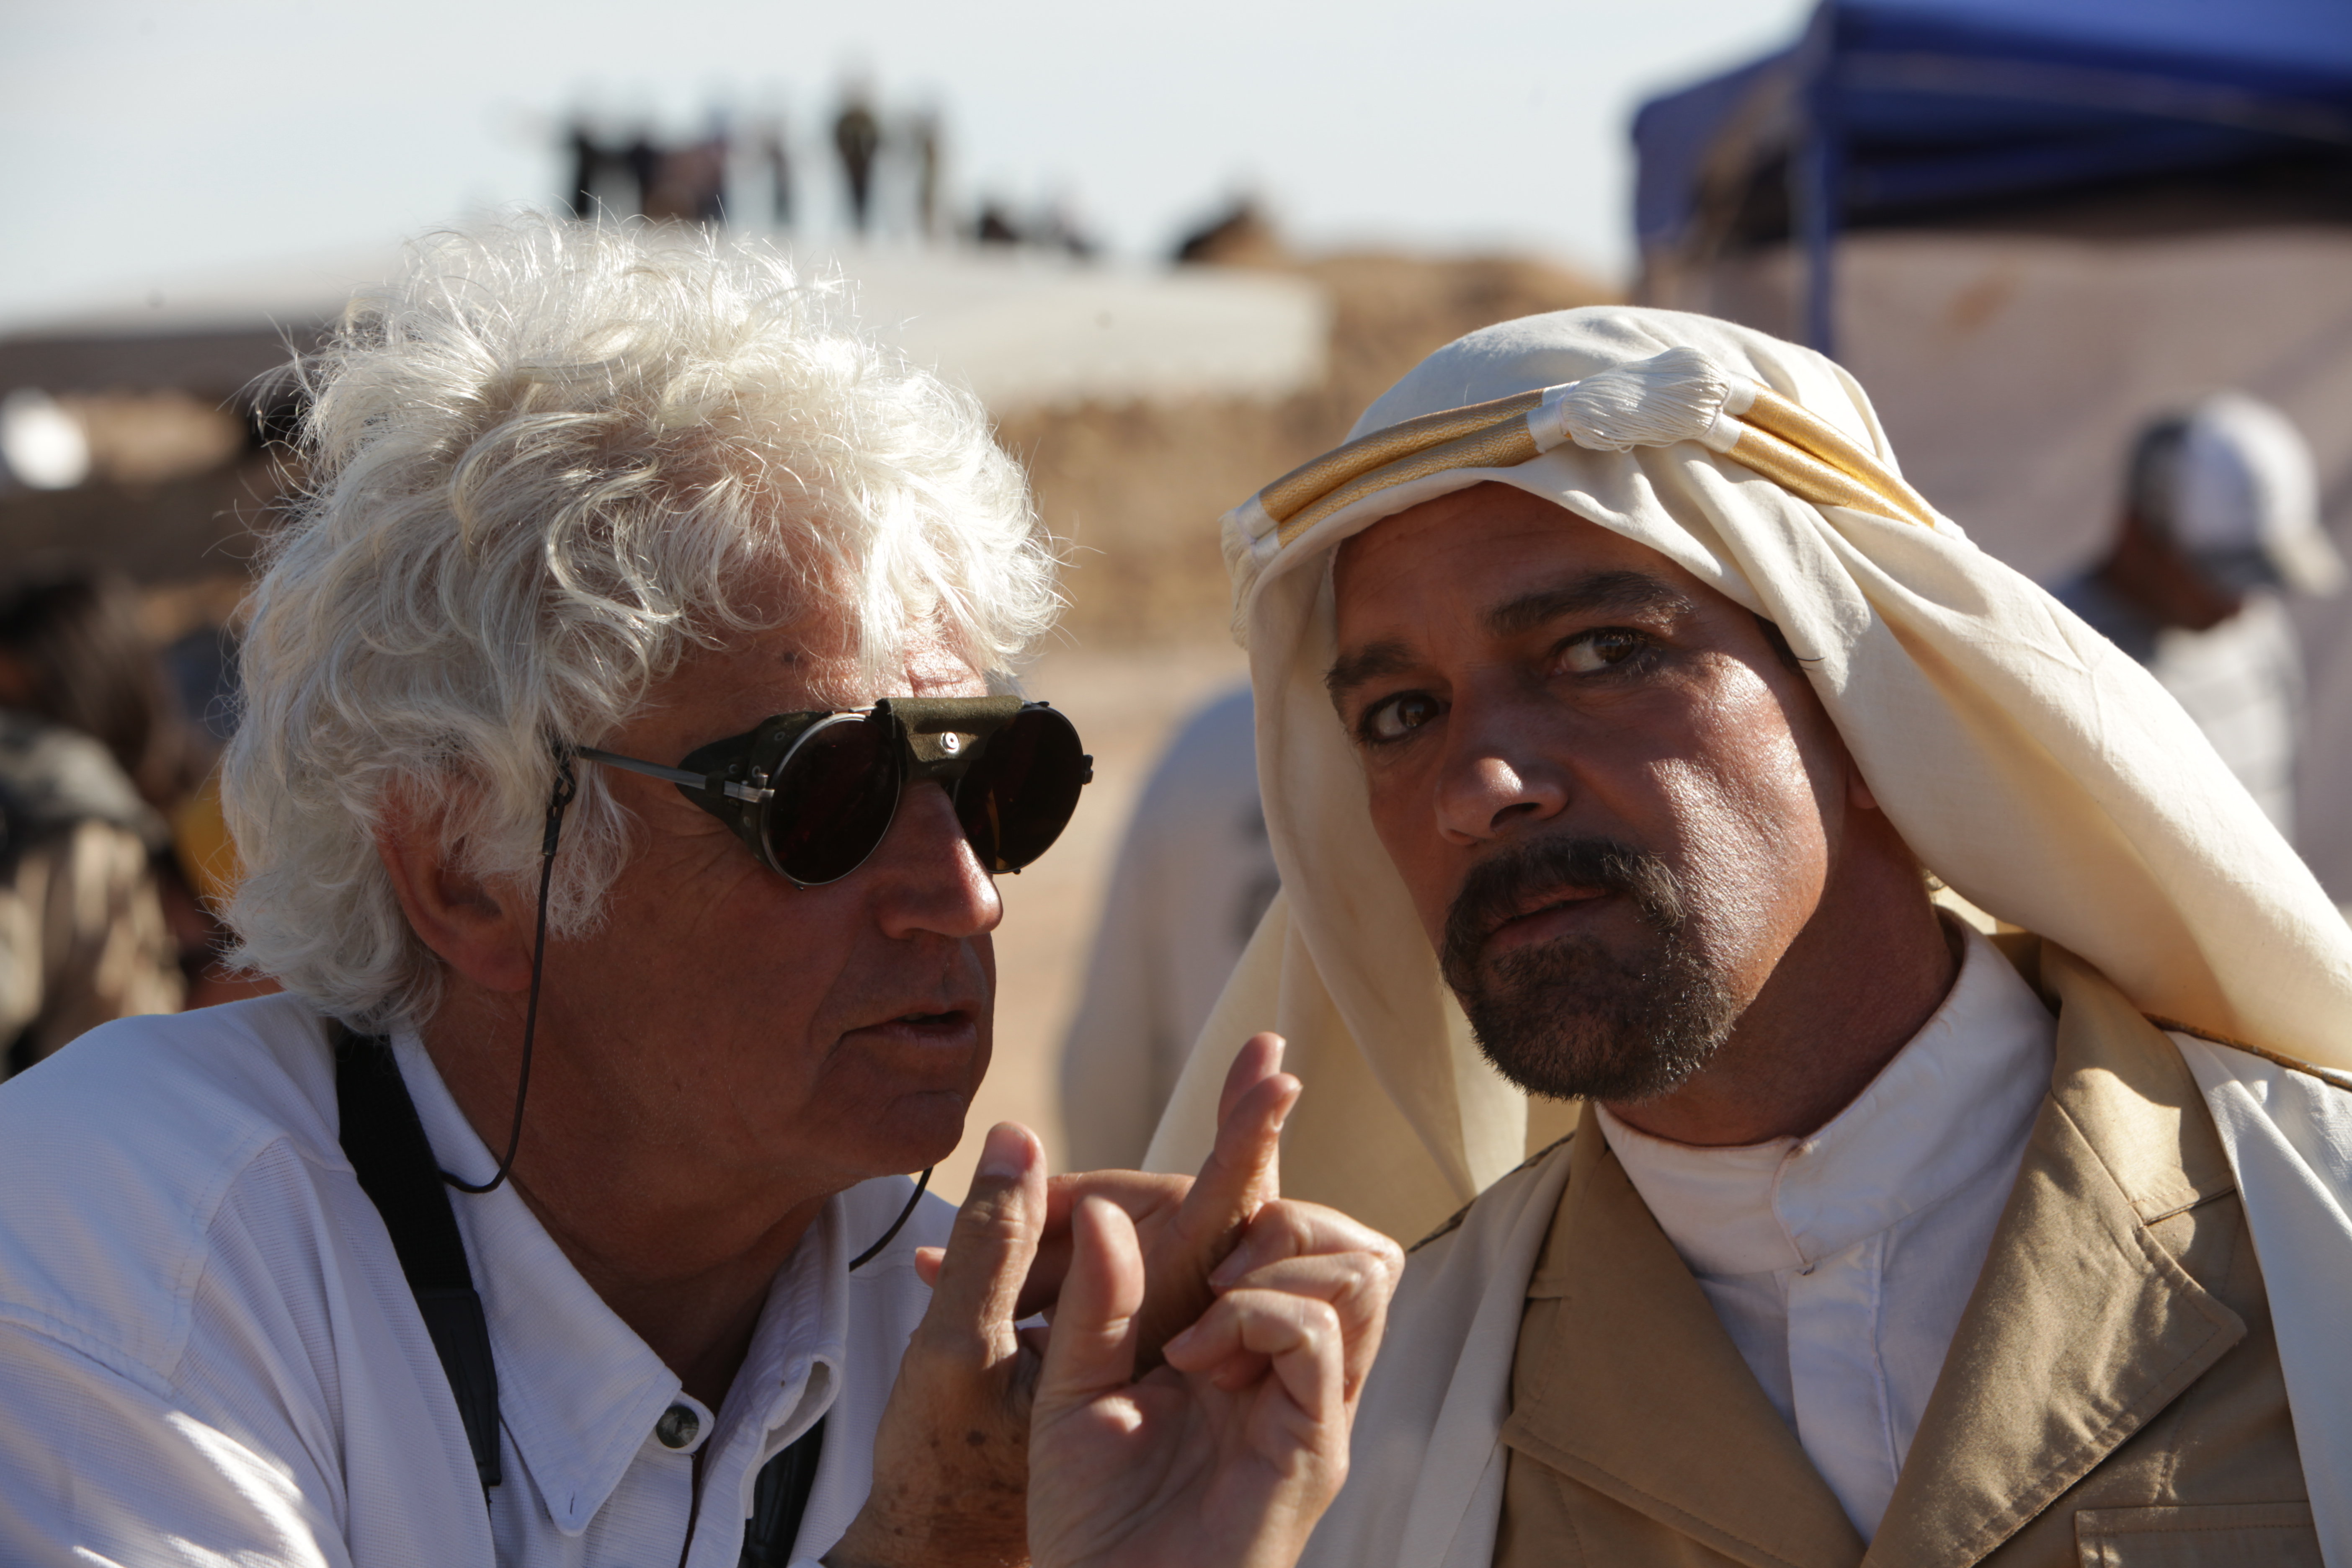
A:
[372,799,536,993]
[1847,755,1882,814]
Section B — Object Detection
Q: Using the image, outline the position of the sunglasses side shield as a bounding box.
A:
[574,698,1091,889]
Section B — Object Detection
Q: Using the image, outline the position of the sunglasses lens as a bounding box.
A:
[765,714,900,884]
[957,707,1087,872]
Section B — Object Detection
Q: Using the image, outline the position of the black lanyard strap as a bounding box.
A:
[740,1417,827,1567]
[332,1023,830,1561]
[334,1026,503,1491]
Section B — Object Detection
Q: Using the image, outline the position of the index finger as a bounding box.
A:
[1125,1036,1298,1372]
[916,1122,1047,1363]
[1179,1033,1298,1258]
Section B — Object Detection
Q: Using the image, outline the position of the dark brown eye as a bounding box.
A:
[1562,629,1646,674]
[1364,691,1442,743]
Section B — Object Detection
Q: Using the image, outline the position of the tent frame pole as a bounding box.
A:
[1791,0,1842,356]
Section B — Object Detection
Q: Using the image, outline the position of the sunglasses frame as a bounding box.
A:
[575,695,1090,888]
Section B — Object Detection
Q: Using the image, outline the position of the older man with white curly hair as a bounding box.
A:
[0,219,1399,1568]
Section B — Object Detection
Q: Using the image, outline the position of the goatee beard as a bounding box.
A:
[1440,836,1740,1104]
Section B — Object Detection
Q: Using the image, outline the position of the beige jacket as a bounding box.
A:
[1302,939,2321,1568]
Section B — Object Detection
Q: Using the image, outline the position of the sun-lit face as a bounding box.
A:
[534,604,1001,1193]
[1327,481,1859,1102]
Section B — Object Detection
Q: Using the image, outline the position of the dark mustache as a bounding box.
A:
[1440,836,1686,991]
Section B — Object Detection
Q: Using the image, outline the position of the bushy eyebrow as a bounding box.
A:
[1325,638,1416,704]
[1485,570,1695,638]
[1325,569,1696,706]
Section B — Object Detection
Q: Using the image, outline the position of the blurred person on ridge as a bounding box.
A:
[1150,307,2352,1565]
[2054,392,2342,839]
[909,110,943,240]
[0,219,1398,1568]
[760,117,795,228]
[833,90,882,236]
[0,570,189,1077]
[1061,682,1277,1169]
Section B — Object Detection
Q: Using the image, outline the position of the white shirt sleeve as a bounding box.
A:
[0,1320,349,1567]
[0,1127,486,1566]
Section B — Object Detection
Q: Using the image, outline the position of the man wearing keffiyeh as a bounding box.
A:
[1148,306,2352,1567]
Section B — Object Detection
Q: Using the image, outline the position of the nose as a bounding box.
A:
[1431,699,1571,845]
[865,778,1003,941]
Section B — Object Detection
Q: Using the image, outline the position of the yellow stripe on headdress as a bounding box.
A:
[1276,417,1542,548]
[1258,390,1544,526]
[1225,349,1939,588]
[1737,387,1935,527]
[1720,416,1933,527]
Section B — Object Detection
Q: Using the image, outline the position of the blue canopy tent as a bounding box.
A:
[1634,0,2352,351]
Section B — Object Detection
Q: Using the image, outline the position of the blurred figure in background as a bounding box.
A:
[642,113,730,225]
[759,116,795,227]
[2054,392,2343,838]
[565,120,604,220]
[1059,682,1277,1168]
[157,611,279,1011]
[833,87,882,235]
[974,200,1021,246]
[910,108,943,239]
[1034,194,1099,260]
[0,571,188,1075]
[622,131,662,221]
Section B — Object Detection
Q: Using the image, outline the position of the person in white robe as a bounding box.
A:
[1060,681,1278,1169]
[2053,391,2343,838]
[1146,306,2352,1566]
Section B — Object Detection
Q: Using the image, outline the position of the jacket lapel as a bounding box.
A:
[1503,1109,1866,1568]
[1865,942,2245,1567]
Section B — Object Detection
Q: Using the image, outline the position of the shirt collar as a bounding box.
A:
[388,1033,849,1536]
[1597,922,2057,1277]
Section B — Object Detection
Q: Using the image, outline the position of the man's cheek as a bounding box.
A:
[1662,762,1826,967]
[1364,798,1453,949]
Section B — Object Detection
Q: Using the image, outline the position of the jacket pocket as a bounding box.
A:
[2075,1502,2319,1566]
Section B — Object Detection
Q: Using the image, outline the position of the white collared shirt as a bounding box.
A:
[1597,923,2056,1540]
[0,991,952,1567]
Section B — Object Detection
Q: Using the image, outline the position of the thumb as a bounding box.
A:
[1037,1195,1145,1413]
[919,1122,1046,1360]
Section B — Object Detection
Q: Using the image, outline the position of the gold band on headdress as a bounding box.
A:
[1227,351,1939,583]
[1738,388,1935,527]
[1258,390,1545,524]
[1277,417,1544,546]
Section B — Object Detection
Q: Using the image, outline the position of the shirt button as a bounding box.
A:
[655,1403,701,1450]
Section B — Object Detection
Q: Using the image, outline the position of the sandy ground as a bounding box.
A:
[926,634,1250,1202]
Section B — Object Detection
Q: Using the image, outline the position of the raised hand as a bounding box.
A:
[824,1124,1046,1568]
[866,1037,1401,1568]
[947,1034,1304,1365]
[1026,1194,1367,1568]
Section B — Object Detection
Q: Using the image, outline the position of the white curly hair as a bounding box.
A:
[222,215,1058,1030]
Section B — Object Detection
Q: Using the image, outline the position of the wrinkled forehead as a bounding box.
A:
[663,568,988,716]
[1323,475,1733,625]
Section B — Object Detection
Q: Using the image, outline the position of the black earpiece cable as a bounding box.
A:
[444,751,936,1266]
[849,1166,934,1271]
[443,755,576,1196]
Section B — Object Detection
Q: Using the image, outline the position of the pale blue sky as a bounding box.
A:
[0,0,1813,327]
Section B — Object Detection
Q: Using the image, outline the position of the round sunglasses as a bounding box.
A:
[575,695,1092,887]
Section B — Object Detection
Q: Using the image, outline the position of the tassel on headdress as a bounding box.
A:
[1538,347,1738,454]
